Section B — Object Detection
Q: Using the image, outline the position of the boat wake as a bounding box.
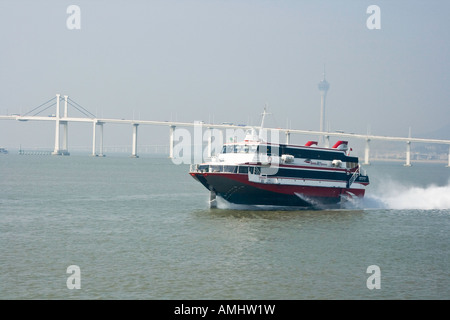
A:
[214,179,450,211]
[353,179,450,210]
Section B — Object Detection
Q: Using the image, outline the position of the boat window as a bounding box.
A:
[224,166,237,173]
[226,145,234,153]
[221,146,226,154]
[248,166,261,175]
[257,145,272,155]
[236,145,245,153]
[231,145,250,153]
[248,166,260,174]
[346,162,358,169]
[238,166,248,174]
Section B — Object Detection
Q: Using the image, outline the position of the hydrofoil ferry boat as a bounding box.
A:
[189,112,369,209]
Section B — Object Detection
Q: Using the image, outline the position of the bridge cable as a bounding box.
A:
[67,101,95,118]
[22,97,56,116]
[67,97,96,118]
[31,102,57,117]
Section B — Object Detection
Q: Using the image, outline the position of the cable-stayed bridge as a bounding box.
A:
[1,94,449,167]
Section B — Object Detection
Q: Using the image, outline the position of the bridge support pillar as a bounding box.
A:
[60,95,70,156]
[363,138,370,165]
[169,125,175,159]
[91,120,97,156]
[52,94,61,155]
[92,122,105,157]
[98,123,104,157]
[404,141,412,167]
[131,123,139,158]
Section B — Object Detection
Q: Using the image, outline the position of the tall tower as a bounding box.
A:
[318,68,330,137]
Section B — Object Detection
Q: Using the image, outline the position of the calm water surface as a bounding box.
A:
[1,154,449,299]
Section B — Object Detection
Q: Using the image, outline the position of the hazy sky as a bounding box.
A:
[1,0,449,151]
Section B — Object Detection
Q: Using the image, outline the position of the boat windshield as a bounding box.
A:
[221,144,257,154]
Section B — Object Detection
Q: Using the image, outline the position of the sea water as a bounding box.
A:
[0,154,449,299]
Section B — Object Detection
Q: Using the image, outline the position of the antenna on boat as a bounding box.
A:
[259,105,271,140]
[260,105,271,130]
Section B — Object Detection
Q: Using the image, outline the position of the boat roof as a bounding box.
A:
[222,141,348,153]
